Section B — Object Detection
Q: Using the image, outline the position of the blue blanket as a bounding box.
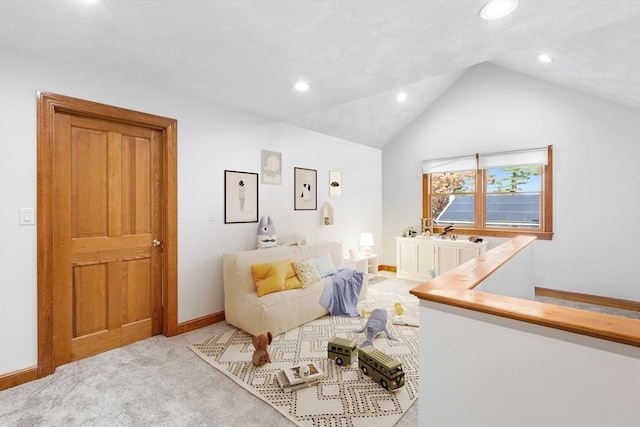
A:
[319,267,364,317]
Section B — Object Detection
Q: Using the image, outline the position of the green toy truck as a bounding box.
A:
[327,337,357,365]
[358,345,405,390]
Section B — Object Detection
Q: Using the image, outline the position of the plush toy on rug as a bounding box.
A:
[257,216,277,249]
[352,308,399,348]
[392,302,419,327]
[251,331,273,367]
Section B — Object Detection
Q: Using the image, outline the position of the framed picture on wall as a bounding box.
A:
[261,149,282,185]
[329,170,342,196]
[224,170,258,223]
[294,167,317,210]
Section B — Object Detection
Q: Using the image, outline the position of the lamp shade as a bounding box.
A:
[359,232,374,248]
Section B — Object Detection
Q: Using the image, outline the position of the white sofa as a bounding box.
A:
[223,240,368,337]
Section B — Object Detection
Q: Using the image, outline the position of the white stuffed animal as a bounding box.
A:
[286,232,309,246]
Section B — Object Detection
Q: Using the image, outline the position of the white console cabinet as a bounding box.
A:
[396,236,488,281]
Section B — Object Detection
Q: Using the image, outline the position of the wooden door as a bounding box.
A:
[51,113,163,365]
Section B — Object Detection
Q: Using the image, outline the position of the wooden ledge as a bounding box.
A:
[410,236,640,347]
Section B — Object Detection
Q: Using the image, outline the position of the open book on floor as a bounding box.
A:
[277,362,325,392]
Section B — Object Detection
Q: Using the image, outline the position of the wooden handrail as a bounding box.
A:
[410,236,640,347]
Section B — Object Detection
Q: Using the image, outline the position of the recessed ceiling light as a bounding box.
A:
[480,0,519,20]
[537,54,554,64]
[292,81,311,92]
[396,92,407,102]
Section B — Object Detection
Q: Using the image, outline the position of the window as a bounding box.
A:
[423,146,553,240]
[485,165,541,229]
[429,170,476,226]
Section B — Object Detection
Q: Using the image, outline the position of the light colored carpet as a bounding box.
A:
[189,286,420,427]
[0,277,422,426]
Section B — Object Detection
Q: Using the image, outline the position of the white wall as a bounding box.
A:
[382,63,640,301]
[0,45,382,374]
[476,241,535,300]
[419,301,640,427]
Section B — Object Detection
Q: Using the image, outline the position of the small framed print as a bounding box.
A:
[261,149,282,185]
[294,167,317,210]
[329,170,342,196]
[224,170,258,223]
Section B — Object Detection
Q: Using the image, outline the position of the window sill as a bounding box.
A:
[432,227,553,241]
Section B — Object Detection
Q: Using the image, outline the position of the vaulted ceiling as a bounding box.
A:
[1,1,638,148]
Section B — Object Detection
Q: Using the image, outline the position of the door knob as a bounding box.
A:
[152,239,162,247]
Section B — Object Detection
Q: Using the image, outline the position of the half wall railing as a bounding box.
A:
[410,235,640,427]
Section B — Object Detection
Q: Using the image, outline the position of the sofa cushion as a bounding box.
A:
[251,260,302,297]
[292,259,323,287]
[312,254,337,277]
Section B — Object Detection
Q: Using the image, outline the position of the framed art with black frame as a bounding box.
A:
[294,167,317,210]
[224,170,258,223]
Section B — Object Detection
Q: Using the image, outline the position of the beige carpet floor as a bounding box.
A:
[0,276,423,426]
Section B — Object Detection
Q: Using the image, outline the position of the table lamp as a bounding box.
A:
[359,232,374,256]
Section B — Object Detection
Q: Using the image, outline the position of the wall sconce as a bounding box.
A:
[359,232,374,256]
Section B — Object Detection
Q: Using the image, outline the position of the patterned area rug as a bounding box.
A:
[189,287,420,427]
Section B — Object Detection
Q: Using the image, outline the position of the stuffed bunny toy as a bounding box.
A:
[257,216,277,249]
[251,331,273,367]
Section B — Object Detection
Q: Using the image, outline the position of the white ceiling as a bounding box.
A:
[1,0,639,148]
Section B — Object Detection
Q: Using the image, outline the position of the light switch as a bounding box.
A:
[207,209,215,222]
[19,208,35,226]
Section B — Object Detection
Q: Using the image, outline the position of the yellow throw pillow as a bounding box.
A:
[251,260,302,296]
[284,274,303,290]
[280,261,302,289]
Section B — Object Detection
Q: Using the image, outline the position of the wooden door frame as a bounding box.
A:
[36,92,178,378]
